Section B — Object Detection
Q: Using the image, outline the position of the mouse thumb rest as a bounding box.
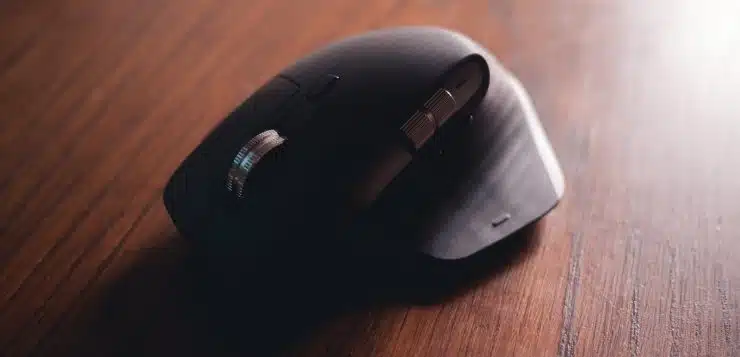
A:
[226,59,486,207]
[352,60,485,207]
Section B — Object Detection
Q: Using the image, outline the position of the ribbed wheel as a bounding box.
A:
[226,129,285,198]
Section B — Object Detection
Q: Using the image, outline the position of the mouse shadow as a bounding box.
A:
[59,217,542,357]
[59,114,551,356]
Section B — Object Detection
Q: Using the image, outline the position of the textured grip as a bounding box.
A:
[400,88,457,149]
[226,130,285,198]
[424,89,456,125]
[400,111,436,149]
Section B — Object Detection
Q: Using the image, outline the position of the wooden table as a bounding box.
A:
[1,0,739,356]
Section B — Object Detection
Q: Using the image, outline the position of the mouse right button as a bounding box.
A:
[306,73,340,100]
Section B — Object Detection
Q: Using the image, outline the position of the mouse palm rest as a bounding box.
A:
[163,26,564,261]
[368,68,564,259]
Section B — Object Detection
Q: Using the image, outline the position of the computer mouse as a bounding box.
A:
[163,26,564,261]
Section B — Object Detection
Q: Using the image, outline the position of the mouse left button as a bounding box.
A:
[203,77,299,146]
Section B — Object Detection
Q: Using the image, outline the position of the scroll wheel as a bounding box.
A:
[400,89,456,149]
[424,88,457,123]
[226,130,285,199]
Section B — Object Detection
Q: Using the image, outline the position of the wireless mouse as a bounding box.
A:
[163,26,564,261]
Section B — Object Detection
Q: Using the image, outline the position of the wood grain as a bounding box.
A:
[1,0,739,356]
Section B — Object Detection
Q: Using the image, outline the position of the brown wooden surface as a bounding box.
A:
[2,0,740,356]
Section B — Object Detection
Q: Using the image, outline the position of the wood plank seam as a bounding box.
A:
[25,197,160,356]
[3,193,160,351]
[558,232,582,357]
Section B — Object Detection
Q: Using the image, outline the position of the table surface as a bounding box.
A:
[1,0,739,356]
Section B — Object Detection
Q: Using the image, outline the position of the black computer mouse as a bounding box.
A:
[163,26,564,262]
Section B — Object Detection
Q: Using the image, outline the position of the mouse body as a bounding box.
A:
[163,26,564,261]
